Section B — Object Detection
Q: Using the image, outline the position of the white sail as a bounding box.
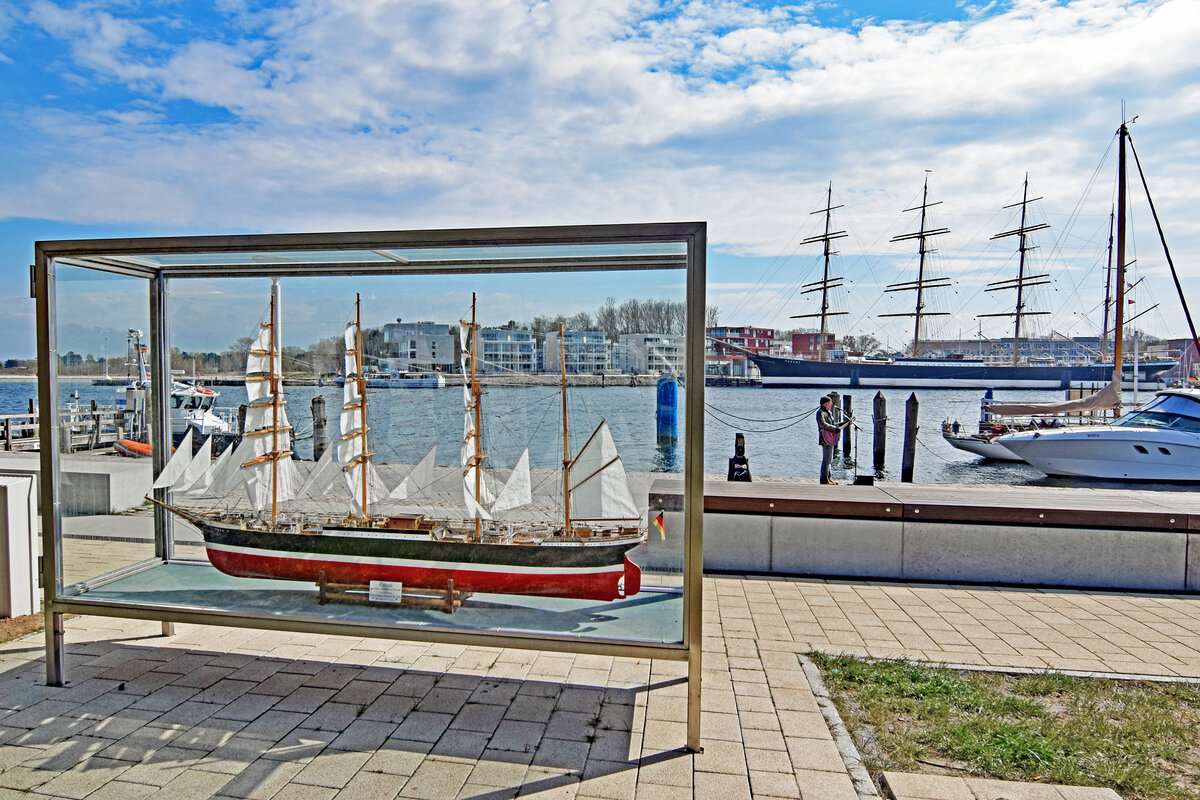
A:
[462,467,495,506]
[463,483,493,520]
[570,421,640,521]
[298,445,346,497]
[235,282,296,513]
[173,435,212,493]
[243,452,301,511]
[245,324,275,403]
[244,401,291,437]
[211,435,253,495]
[491,448,531,516]
[185,441,231,497]
[152,429,195,490]
[345,461,386,517]
[389,445,437,501]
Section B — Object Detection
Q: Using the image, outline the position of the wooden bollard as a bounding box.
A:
[901,392,919,483]
[828,391,840,453]
[873,392,886,472]
[842,394,853,453]
[312,396,327,461]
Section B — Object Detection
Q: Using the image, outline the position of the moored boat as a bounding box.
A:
[996,120,1200,481]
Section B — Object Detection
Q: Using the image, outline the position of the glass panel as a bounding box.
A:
[51,243,691,648]
[49,265,158,589]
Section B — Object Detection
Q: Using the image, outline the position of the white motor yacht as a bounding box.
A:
[996,388,1200,481]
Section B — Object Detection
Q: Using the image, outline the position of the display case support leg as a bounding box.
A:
[45,611,65,687]
[686,643,702,753]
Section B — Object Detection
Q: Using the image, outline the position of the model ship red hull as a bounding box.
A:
[196,517,643,601]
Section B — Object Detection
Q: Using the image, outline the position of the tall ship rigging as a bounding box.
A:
[749,176,1175,389]
[156,285,646,601]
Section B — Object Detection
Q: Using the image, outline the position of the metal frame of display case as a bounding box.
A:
[35,222,706,750]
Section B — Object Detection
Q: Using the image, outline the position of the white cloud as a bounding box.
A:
[3,0,1200,346]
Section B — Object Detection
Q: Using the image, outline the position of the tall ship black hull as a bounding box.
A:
[749,354,1176,390]
[193,515,644,602]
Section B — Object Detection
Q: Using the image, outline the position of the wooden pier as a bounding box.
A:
[0,407,129,452]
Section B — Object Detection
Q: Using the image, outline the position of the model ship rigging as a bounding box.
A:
[155,285,645,601]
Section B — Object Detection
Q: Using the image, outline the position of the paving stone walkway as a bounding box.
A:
[3,574,1195,799]
[709,576,1200,679]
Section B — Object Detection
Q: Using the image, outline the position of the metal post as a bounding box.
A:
[312,396,327,461]
[841,394,853,453]
[35,245,66,687]
[150,274,174,563]
[872,392,887,473]
[901,392,919,483]
[684,225,706,754]
[828,391,840,453]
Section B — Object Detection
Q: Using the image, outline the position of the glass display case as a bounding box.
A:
[35,223,705,748]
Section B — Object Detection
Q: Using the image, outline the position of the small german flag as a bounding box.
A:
[653,512,666,541]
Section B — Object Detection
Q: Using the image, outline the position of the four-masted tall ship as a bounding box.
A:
[157,285,646,602]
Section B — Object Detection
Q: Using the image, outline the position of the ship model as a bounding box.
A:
[156,283,646,602]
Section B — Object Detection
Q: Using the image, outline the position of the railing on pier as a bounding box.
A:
[0,406,129,452]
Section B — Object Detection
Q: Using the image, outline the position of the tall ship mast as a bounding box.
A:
[981,174,1052,366]
[745,160,1176,388]
[881,176,951,358]
[789,183,849,361]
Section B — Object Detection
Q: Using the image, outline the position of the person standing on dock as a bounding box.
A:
[817,395,851,485]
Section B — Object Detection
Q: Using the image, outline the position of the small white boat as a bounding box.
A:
[115,329,232,439]
[942,425,1025,461]
[997,388,1200,480]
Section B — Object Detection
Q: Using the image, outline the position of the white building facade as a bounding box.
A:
[615,333,685,375]
[543,330,611,374]
[380,320,456,372]
[478,328,538,374]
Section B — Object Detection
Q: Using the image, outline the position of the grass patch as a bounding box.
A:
[810,653,1200,800]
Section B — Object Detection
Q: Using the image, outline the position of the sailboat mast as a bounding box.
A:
[819,184,834,360]
[912,179,931,358]
[883,176,950,357]
[790,184,848,360]
[471,294,483,537]
[355,293,368,520]
[269,279,279,527]
[1011,175,1031,367]
[559,323,571,534]
[1112,123,1129,386]
[1101,207,1114,361]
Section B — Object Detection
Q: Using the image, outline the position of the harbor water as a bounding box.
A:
[3,379,1176,487]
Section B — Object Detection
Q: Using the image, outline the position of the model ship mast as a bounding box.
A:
[241,278,296,526]
[982,174,1052,366]
[559,322,572,535]
[790,183,849,361]
[356,295,369,519]
[471,294,484,537]
[882,176,951,357]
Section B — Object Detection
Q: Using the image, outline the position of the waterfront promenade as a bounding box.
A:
[0,575,1191,798]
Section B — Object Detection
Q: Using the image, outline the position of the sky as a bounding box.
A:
[2,0,1200,358]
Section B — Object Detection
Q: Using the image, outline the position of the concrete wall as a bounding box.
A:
[664,510,1199,593]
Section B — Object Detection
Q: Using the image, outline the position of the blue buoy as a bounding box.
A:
[656,374,678,442]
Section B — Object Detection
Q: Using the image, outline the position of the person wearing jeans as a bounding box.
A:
[817,395,851,484]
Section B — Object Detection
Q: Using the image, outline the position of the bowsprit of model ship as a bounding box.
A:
[155,285,646,602]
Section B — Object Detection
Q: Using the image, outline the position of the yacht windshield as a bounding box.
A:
[1115,394,1200,432]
